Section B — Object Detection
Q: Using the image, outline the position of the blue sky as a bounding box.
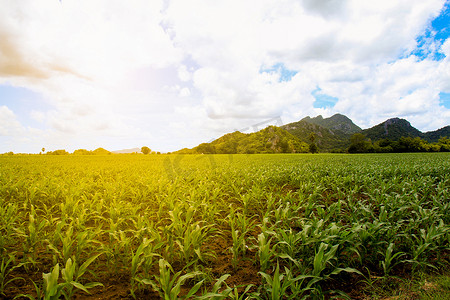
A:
[1,0,450,153]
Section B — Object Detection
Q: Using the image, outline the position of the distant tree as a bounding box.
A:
[141,146,151,155]
[438,137,450,152]
[73,149,92,155]
[308,133,319,153]
[195,143,215,154]
[309,143,319,154]
[47,149,69,155]
[93,148,111,155]
[348,133,374,153]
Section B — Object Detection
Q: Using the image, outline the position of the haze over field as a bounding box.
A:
[1,0,450,153]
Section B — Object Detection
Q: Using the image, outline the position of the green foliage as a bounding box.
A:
[0,153,449,298]
[92,148,111,155]
[348,133,374,153]
[73,149,92,155]
[46,149,69,155]
[176,126,309,154]
[0,254,25,296]
[141,146,151,155]
[138,258,204,300]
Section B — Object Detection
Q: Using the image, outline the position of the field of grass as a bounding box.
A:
[0,153,449,299]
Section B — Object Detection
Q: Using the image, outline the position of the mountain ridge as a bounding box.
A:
[175,114,450,153]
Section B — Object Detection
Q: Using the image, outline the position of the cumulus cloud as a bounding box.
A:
[0,106,22,136]
[0,0,449,152]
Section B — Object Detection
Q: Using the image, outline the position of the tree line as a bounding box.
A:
[347,133,450,153]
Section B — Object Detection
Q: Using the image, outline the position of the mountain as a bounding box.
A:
[175,126,309,154]
[362,118,423,141]
[281,114,361,151]
[423,126,450,143]
[301,114,361,135]
[281,120,349,151]
[174,114,450,154]
[112,147,141,154]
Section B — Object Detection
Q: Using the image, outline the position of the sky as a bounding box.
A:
[1,0,450,153]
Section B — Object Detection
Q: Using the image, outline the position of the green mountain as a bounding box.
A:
[281,114,361,151]
[362,118,423,141]
[301,114,362,134]
[175,114,450,154]
[281,120,349,151]
[423,126,450,143]
[175,126,309,154]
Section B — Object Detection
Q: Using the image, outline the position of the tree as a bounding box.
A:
[309,143,319,154]
[438,137,450,152]
[141,146,151,155]
[73,149,92,155]
[308,133,319,153]
[46,149,69,155]
[348,133,374,153]
[93,148,111,155]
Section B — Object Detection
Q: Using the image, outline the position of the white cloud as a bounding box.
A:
[0,0,449,153]
[0,106,22,136]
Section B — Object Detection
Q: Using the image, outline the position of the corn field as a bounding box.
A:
[0,153,449,299]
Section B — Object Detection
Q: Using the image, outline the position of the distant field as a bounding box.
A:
[0,153,449,299]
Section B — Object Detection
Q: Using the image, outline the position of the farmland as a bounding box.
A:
[0,153,449,299]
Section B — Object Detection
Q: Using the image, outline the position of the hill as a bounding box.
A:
[112,147,141,154]
[301,114,361,135]
[175,126,309,154]
[281,120,350,151]
[362,118,423,141]
[281,114,361,151]
[423,126,450,143]
[175,114,450,154]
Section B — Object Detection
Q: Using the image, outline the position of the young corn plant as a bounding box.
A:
[0,254,25,296]
[256,232,275,272]
[228,210,253,269]
[42,262,65,300]
[378,242,406,277]
[18,205,47,261]
[137,258,204,300]
[130,238,161,297]
[196,274,233,299]
[405,222,448,271]
[197,273,255,299]
[0,202,20,254]
[256,262,315,300]
[306,243,361,297]
[175,222,214,264]
[59,255,104,298]
[230,224,247,270]
[33,253,103,300]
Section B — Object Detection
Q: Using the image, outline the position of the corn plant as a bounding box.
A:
[256,232,275,271]
[0,202,20,254]
[196,274,233,299]
[228,209,253,269]
[378,242,406,277]
[130,237,161,297]
[0,254,25,296]
[39,254,103,299]
[197,274,254,299]
[18,205,47,258]
[256,262,315,300]
[137,258,204,300]
[42,262,65,300]
[60,255,103,298]
[175,222,214,263]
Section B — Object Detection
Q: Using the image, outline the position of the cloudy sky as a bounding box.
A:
[1,0,450,153]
